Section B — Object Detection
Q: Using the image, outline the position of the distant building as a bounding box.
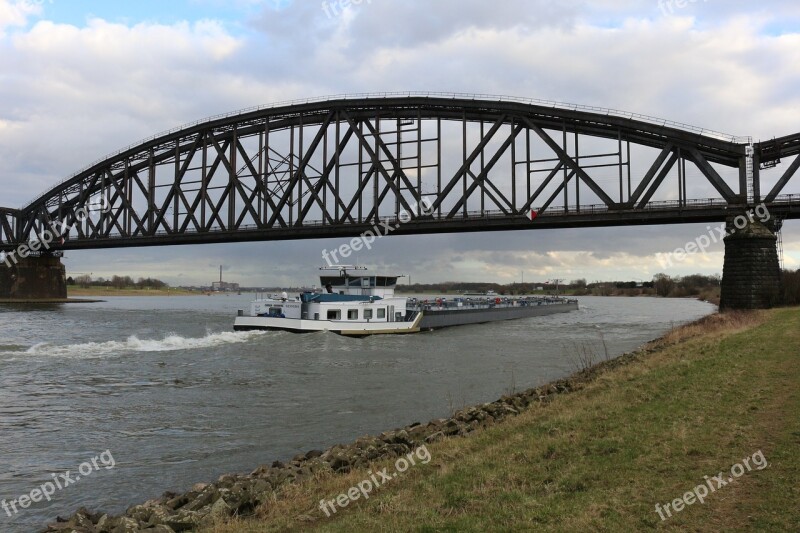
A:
[212,281,240,292]
[212,265,239,292]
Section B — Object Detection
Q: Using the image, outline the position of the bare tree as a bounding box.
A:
[653,273,675,297]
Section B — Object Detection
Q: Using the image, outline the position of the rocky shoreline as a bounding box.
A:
[42,345,653,533]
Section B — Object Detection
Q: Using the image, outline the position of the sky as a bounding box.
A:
[0,0,799,287]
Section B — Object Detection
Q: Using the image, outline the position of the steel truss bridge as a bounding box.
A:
[1,93,799,252]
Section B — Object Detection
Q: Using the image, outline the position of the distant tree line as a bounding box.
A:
[67,275,168,289]
[401,275,720,301]
[400,271,800,306]
[783,269,800,306]
[651,271,800,306]
[402,279,653,296]
[402,282,511,294]
[649,273,721,298]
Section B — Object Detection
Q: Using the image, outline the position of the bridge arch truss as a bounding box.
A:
[2,95,799,251]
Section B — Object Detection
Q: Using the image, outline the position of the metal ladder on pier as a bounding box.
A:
[775,217,785,271]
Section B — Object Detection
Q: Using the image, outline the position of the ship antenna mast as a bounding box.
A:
[550,278,564,296]
[319,265,368,278]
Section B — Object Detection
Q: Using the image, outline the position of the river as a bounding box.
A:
[0,295,715,532]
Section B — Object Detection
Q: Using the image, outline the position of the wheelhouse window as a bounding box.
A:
[377,308,386,319]
[327,310,341,320]
[348,309,359,320]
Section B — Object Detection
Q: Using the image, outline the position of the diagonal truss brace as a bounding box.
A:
[686,148,738,202]
[520,116,616,208]
[446,124,523,217]
[765,155,800,203]
[430,115,508,217]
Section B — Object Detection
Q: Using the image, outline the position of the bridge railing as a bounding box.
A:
[22,92,750,211]
[769,193,800,205]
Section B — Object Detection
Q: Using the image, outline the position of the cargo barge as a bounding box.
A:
[410,295,578,330]
[233,267,578,336]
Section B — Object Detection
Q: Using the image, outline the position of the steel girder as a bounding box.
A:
[2,96,799,252]
[0,208,17,246]
[755,132,800,202]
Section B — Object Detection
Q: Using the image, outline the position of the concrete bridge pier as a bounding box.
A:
[0,255,67,300]
[720,219,782,310]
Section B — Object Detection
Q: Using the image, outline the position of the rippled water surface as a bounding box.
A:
[0,295,715,532]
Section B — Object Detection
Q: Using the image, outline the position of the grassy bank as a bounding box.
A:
[208,309,800,532]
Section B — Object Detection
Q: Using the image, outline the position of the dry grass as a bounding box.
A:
[655,310,765,346]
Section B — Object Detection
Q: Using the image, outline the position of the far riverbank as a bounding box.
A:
[67,286,202,297]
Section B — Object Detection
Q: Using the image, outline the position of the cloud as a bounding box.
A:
[0,0,40,36]
[0,17,255,205]
[334,0,578,48]
[1,1,799,283]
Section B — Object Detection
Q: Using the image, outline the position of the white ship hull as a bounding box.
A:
[234,313,422,336]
